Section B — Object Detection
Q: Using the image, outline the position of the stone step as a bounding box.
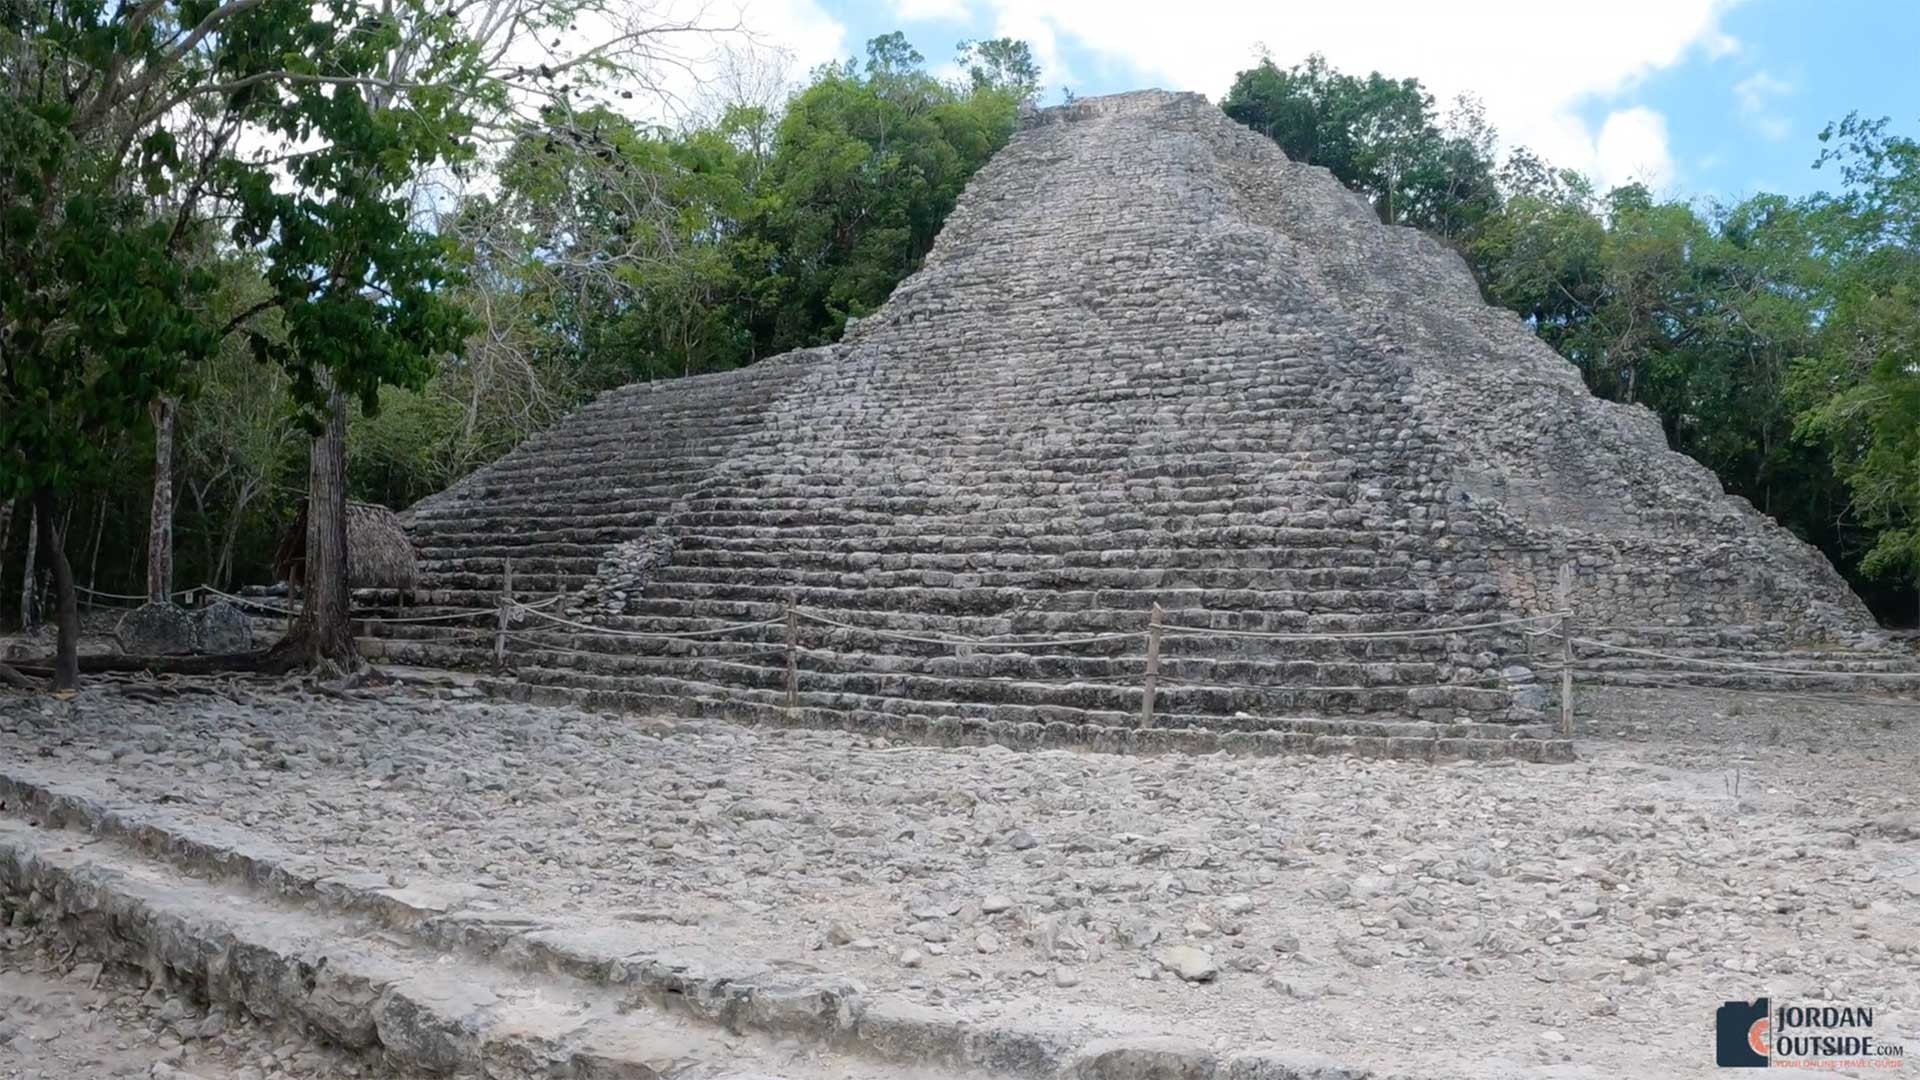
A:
[0,817,977,1080]
[461,644,1513,720]
[1,768,1173,1080]
[431,478,1405,513]
[370,620,1525,673]
[1573,651,1915,673]
[427,617,1486,681]
[489,673,1573,763]
[576,598,1508,636]
[414,518,1438,551]
[409,538,1440,574]
[639,563,1424,593]
[621,580,1477,617]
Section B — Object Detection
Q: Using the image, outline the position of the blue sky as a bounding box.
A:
[759,0,1920,203]
[1640,0,1920,198]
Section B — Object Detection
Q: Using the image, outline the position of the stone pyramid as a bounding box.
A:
[391,91,1882,749]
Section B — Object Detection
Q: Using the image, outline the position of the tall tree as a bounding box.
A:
[1,0,230,685]
[1790,114,1920,602]
[955,38,1040,103]
[0,0,493,682]
[750,34,1021,351]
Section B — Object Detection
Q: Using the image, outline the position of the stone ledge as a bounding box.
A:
[488,680,1576,764]
[0,766,1397,1080]
[0,820,864,1079]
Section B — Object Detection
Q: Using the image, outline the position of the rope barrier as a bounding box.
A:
[1155,668,1565,695]
[793,608,1147,648]
[390,628,501,646]
[198,586,557,624]
[73,584,201,603]
[1579,672,1920,708]
[1159,610,1568,641]
[511,601,785,640]
[362,605,519,624]
[1571,638,1920,679]
[201,588,300,616]
[504,633,790,663]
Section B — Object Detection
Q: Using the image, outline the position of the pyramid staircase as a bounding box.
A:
[358,92,1918,752]
[365,345,1571,758]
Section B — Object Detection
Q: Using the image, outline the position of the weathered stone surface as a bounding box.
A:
[1064,1037,1216,1079]
[193,601,253,654]
[394,90,1895,739]
[115,602,197,656]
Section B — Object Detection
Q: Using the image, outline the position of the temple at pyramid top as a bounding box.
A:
[393,90,1884,746]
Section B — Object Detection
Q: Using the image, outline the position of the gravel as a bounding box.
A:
[4,677,1919,1078]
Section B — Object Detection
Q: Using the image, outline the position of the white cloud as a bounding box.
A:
[1594,108,1675,189]
[1733,70,1795,141]
[988,6,1073,88]
[596,0,848,124]
[894,0,974,21]
[958,0,1744,188]
[726,0,849,88]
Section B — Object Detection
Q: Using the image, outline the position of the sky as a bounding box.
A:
[723,0,1920,203]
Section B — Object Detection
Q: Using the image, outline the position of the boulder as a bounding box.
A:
[193,601,254,654]
[115,602,197,656]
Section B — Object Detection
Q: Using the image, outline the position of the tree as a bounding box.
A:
[226,5,488,672]
[1,0,231,686]
[955,38,1040,103]
[0,0,496,683]
[1222,55,1504,242]
[1790,114,1920,603]
[749,34,1021,351]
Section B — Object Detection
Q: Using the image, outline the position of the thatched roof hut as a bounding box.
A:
[274,500,417,592]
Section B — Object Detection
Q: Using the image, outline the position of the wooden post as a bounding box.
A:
[784,599,798,711]
[1555,562,1574,738]
[495,558,513,672]
[1559,614,1575,737]
[1140,603,1163,727]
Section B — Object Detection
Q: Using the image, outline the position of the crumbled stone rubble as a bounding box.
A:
[3,677,1918,1077]
[570,531,677,617]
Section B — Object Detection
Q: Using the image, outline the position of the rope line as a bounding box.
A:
[1155,669,1565,695]
[1571,638,1920,679]
[1159,610,1568,641]
[504,633,790,663]
[74,584,198,603]
[199,586,557,624]
[511,601,785,639]
[1581,672,1920,708]
[793,608,1146,648]
[200,589,300,616]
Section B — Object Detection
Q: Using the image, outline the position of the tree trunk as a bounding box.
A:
[33,490,79,691]
[85,492,107,611]
[147,394,177,603]
[214,479,259,590]
[276,384,357,671]
[20,500,38,631]
[0,499,12,627]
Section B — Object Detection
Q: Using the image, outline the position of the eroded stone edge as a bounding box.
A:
[483,680,1577,765]
[0,765,1399,1079]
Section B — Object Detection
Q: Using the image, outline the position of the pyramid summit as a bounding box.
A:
[396,90,1884,745]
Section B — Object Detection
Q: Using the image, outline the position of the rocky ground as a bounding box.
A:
[0,912,422,1080]
[2,675,1918,1078]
